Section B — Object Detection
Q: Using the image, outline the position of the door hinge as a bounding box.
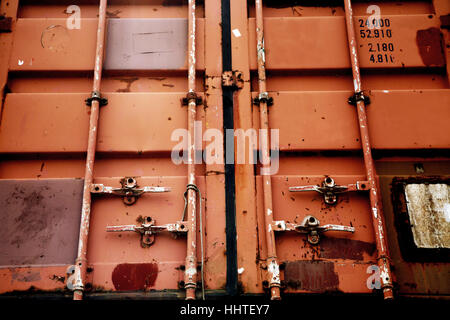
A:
[222,70,244,89]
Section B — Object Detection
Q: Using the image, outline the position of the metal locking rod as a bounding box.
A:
[254,0,281,301]
[91,177,170,205]
[72,0,108,301]
[272,215,355,245]
[289,177,370,205]
[343,0,394,299]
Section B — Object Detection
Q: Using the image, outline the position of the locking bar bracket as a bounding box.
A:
[85,90,108,107]
[348,90,371,106]
[182,91,203,106]
[253,91,274,106]
[271,215,355,245]
[289,177,370,205]
[91,177,171,205]
[106,216,189,248]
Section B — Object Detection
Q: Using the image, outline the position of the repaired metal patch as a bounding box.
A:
[104,19,188,70]
[111,263,159,291]
[284,260,339,292]
[416,27,445,66]
[0,179,83,266]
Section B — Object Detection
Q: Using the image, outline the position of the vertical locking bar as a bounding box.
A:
[73,0,108,301]
[343,0,394,299]
[184,0,200,301]
[254,0,281,300]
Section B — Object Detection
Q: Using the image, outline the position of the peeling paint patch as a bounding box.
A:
[11,270,41,283]
[111,263,158,291]
[319,238,376,260]
[232,29,241,38]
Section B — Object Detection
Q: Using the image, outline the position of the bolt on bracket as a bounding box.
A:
[91,177,171,205]
[289,177,370,205]
[106,216,189,248]
[272,215,355,245]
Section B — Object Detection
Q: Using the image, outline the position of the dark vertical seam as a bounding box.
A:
[221,0,238,296]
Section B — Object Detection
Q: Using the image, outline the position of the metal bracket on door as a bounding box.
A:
[85,90,108,107]
[182,92,203,106]
[348,90,371,106]
[91,177,171,205]
[289,177,370,205]
[106,216,189,248]
[271,215,355,245]
[252,91,274,106]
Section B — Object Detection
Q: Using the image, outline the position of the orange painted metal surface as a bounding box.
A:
[0,0,449,300]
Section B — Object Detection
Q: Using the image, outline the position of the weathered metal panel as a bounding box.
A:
[248,15,445,70]
[0,179,83,266]
[9,18,205,71]
[0,0,449,300]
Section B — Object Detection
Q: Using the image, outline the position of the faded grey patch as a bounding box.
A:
[405,183,450,248]
[104,19,188,70]
[0,179,83,266]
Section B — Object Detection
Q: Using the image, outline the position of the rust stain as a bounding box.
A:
[319,238,376,260]
[106,10,121,18]
[11,270,41,283]
[284,260,339,292]
[416,28,445,66]
[111,263,158,291]
[116,77,139,92]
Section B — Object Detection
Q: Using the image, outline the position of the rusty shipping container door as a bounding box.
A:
[0,0,449,301]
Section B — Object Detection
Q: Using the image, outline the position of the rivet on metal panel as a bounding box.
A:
[289,177,370,205]
[91,177,171,205]
[272,215,355,245]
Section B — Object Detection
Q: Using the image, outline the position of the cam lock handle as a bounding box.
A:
[272,215,355,245]
[106,216,189,248]
[289,177,370,205]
